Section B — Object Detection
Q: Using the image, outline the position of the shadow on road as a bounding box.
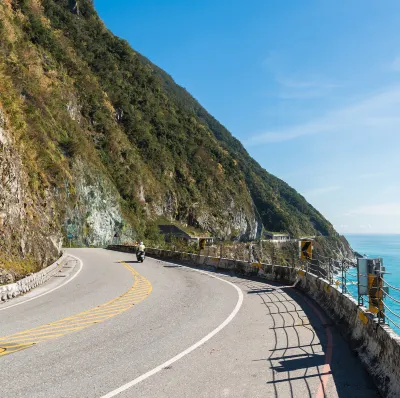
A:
[246,279,324,398]
[247,288,276,294]
[156,257,379,398]
[271,354,326,372]
[246,278,378,398]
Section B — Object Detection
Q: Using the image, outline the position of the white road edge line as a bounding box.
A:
[0,254,83,312]
[100,260,244,398]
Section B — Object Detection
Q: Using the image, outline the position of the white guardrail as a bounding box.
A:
[0,253,68,302]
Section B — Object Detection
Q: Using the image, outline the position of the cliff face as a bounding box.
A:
[0,0,347,277]
[0,107,61,274]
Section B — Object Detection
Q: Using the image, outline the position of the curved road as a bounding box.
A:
[0,249,379,398]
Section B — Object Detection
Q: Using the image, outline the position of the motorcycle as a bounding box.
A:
[136,251,145,263]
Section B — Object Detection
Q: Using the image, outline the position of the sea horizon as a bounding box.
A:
[344,232,400,236]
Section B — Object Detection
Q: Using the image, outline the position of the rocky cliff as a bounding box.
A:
[0,0,349,278]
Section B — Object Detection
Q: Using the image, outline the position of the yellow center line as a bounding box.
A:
[1,343,36,349]
[4,333,67,344]
[0,343,35,355]
[101,302,137,309]
[0,326,91,340]
[66,309,127,318]
[24,312,126,330]
[0,262,152,357]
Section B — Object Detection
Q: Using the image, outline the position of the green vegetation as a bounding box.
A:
[0,255,39,281]
[0,0,348,276]
[144,61,337,238]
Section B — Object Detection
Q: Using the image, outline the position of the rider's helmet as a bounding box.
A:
[140,241,144,245]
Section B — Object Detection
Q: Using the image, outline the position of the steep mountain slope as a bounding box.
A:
[144,61,336,238]
[0,0,343,276]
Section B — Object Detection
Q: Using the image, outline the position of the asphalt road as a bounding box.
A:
[0,248,379,398]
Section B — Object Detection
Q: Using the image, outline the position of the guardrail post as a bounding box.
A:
[248,243,252,264]
[341,260,346,294]
[272,244,275,265]
[366,270,383,323]
[378,277,383,324]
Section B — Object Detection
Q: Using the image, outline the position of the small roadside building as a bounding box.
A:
[158,225,214,245]
[158,225,191,241]
[264,231,291,243]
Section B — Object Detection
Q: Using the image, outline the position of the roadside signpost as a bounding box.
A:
[357,257,387,322]
[299,240,313,260]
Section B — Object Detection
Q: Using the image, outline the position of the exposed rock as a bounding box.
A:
[0,269,15,285]
[0,107,61,271]
[66,99,81,123]
[0,0,352,278]
[64,159,131,247]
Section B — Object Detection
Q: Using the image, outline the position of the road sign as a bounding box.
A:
[358,258,385,318]
[300,240,312,260]
[357,258,384,296]
[67,233,73,248]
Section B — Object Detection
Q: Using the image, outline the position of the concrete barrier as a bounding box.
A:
[297,273,400,398]
[0,254,68,302]
[108,244,400,396]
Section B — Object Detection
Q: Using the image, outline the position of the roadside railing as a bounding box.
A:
[299,253,400,334]
[109,243,400,334]
[107,243,400,397]
[177,244,400,334]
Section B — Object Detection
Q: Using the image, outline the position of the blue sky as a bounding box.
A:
[95,0,400,234]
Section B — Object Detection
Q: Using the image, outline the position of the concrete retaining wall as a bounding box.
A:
[108,244,400,397]
[0,254,67,302]
[297,272,400,398]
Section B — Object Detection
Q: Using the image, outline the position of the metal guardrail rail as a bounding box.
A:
[111,243,400,333]
[299,254,400,332]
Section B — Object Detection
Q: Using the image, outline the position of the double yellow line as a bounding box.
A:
[0,262,152,357]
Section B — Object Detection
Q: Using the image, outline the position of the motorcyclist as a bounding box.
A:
[138,241,145,252]
[136,241,146,262]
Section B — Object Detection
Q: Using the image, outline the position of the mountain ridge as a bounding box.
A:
[140,56,335,238]
[0,0,348,278]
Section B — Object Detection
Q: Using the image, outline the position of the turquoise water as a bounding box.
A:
[345,234,400,330]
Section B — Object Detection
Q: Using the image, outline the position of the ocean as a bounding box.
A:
[345,234,400,331]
